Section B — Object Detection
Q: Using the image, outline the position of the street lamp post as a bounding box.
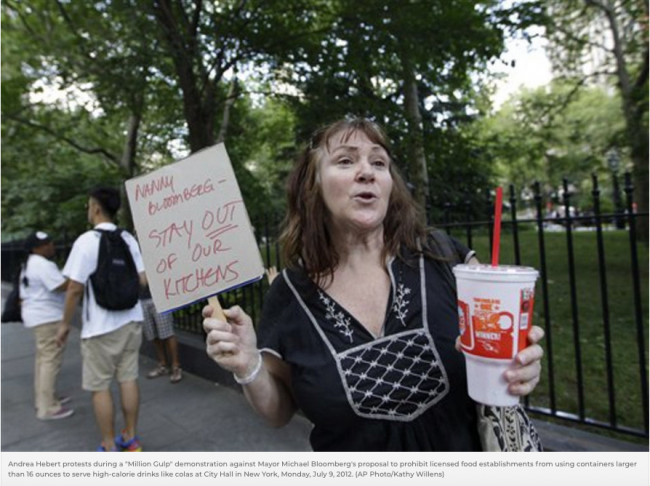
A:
[607,148,625,229]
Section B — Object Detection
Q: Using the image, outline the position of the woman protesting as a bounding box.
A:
[203,118,543,451]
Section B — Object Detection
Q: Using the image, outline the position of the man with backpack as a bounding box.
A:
[57,186,146,452]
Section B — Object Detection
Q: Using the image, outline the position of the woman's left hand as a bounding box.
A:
[504,325,544,396]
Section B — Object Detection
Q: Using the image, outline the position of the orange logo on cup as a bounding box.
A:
[459,297,515,359]
[458,290,536,359]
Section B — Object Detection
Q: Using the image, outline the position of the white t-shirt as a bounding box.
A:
[63,223,145,339]
[19,254,66,328]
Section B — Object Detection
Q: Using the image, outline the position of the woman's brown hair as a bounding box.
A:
[281,117,428,282]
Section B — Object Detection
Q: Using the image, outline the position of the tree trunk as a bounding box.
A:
[119,112,142,231]
[121,112,141,177]
[184,84,216,153]
[401,59,429,210]
[604,1,649,241]
[216,74,239,144]
[152,0,216,153]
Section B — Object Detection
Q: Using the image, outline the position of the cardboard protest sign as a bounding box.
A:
[125,144,264,313]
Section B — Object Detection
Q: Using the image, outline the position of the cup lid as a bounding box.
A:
[452,263,539,281]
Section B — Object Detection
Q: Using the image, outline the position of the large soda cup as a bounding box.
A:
[452,264,539,406]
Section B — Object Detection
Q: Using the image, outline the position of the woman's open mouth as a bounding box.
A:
[353,192,377,202]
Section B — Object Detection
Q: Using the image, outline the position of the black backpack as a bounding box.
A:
[1,263,24,323]
[1,284,22,323]
[89,229,140,311]
[428,229,463,290]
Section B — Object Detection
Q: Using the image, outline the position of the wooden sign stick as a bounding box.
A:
[207,295,227,321]
[207,295,233,357]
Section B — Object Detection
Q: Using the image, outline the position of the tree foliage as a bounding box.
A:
[280,0,544,212]
[2,0,548,238]
[473,82,627,208]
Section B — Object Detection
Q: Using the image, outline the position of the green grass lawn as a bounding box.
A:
[449,227,649,437]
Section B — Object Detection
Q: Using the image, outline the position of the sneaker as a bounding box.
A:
[116,431,142,452]
[97,442,119,452]
[147,364,169,379]
[170,367,183,384]
[39,407,74,421]
[34,396,71,411]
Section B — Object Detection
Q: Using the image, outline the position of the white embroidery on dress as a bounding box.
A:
[392,283,412,326]
[318,291,354,343]
[338,330,449,420]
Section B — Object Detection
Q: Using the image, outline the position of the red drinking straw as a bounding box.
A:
[491,186,503,267]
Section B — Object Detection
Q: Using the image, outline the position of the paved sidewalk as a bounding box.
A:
[1,321,312,452]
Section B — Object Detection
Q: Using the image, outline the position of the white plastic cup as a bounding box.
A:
[452,264,539,406]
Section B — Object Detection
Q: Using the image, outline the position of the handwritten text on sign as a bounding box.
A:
[125,144,264,313]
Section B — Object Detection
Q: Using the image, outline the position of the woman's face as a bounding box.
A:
[318,130,393,235]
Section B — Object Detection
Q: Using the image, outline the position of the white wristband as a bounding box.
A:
[234,352,263,385]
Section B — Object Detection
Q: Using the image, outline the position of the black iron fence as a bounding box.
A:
[429,174,648,441]
[2,173,647,440]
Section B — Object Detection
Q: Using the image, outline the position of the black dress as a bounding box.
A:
[257,240,481,451]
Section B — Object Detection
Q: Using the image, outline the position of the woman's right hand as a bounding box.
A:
[203,305,259,379]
